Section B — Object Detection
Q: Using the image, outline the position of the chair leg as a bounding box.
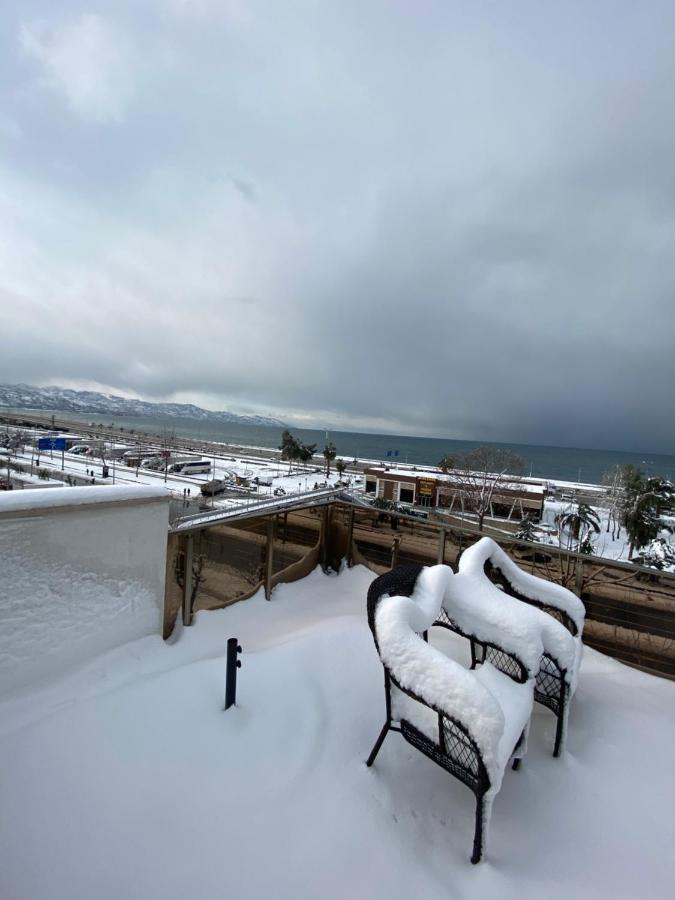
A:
[366,722,391,767]
[553,698,569,757]
[471,796,486,864]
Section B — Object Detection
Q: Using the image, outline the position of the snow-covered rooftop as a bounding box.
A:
[364,465,546,494]
[1,567,674,898]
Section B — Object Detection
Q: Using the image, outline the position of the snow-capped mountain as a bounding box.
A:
[0,384,285,428]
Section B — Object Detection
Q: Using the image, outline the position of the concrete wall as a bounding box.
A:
[0,485,169,697]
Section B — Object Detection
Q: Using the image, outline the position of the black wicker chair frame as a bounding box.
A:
[366,565,527,864]
[481,559,574,757]
[484,560,579,637]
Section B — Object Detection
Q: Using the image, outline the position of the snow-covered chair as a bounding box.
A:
[366,564,535,863]
[447,537,584,756]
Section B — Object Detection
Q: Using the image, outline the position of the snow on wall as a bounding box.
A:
[0,486,170,697]
[0,483,169,513]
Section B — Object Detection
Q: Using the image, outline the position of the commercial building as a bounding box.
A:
[363,465,546,521]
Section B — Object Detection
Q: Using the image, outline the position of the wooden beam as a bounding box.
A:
[264,516,275,600]
[437,528,446,564]
[183,533,194,626]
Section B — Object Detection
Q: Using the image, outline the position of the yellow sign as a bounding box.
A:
[419,478,435,497]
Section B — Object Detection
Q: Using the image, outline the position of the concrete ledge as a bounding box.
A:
[0,484,171,518]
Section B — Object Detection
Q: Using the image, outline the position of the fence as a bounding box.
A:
[164,505,331,636]
[164,499,675,680]
[339,502,675,679]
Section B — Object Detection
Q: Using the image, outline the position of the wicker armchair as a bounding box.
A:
[455,537,585,756]
[366,564,534,863]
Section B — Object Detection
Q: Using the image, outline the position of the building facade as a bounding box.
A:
[363,465,545,521]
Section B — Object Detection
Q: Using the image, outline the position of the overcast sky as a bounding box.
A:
[1,1,674,452]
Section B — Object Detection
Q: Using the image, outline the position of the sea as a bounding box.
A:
[20,410,675,485]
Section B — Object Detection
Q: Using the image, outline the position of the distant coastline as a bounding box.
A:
[3,406,674,485]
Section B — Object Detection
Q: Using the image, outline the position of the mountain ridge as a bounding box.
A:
[0,384,285,428]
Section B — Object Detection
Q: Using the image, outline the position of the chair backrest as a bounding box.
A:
[459,537,585,637]
[457,538,583,688]
[367,564,424,653]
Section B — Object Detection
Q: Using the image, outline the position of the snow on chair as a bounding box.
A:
[366,564,535,864]
[453,537,585,756]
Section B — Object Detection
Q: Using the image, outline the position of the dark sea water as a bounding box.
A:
[34,410,675,485]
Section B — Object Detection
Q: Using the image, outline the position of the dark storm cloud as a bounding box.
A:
[1,1,674,451]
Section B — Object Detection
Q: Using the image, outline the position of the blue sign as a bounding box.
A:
[38,437,67,451]
[385,450,399,458]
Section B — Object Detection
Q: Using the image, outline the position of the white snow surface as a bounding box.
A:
[459,537,585,633]
[1,566,675,899]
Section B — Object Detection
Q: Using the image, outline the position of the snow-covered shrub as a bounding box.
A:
[515,516,538,541]
[634,538,675,571]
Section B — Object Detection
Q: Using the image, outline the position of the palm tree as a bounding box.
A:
[323,442,337,478]
[555,503,601,553]
[279,429,300,473]
[335,459,347,481]
[298,442,317,464]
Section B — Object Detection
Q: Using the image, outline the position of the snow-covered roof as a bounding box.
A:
[0,484,171,515]
[364,465,545,495]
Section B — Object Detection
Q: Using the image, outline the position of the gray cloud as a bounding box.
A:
[1,1,675,451]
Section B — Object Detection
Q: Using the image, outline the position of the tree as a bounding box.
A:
[323,442,337,478]
[634,537,675,571]
[555,503,601,553]
[515,515,538,542]
[618,467,674,558]
[602,464,625,539]
[438,446,526,531]
[279,429,300,473]
[646,476,675,517]
[279,430,316,472]
[335,459,347,480]
[297,441,317,464]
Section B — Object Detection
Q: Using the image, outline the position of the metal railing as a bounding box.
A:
[170,485,347,533]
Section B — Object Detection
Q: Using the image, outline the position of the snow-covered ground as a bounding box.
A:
[541,500,675,570]
[1,566,674,899]
[6,442,350,510]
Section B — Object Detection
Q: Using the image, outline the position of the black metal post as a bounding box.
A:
[225,638,242,709]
